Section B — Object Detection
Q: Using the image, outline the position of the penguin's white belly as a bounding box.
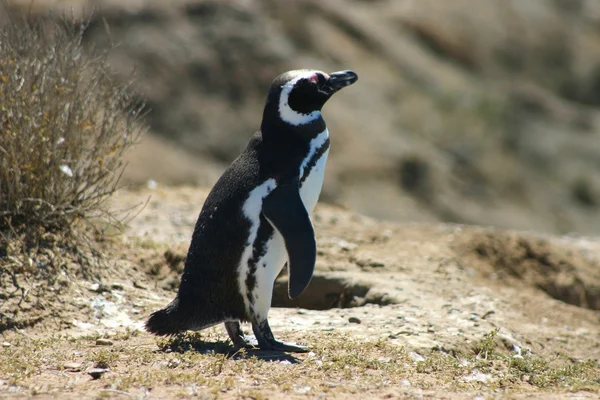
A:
[238,129,330,321]
[249,143,330,319]
[299,149,329,213]
[248,232,287,319]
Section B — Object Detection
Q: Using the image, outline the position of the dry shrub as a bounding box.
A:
[0,7,146,328]
[0,9,145,235]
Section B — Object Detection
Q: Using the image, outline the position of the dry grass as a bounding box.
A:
[1,328,597,398]
[0,6,146,331]
[0,7,145,234]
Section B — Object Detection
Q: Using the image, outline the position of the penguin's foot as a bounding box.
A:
[251,319,308,353]
[224,321,259,349]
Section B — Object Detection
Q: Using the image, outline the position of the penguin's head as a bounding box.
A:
[265,69,358,127]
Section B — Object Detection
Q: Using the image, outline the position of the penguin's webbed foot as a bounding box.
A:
[251,319,308,353]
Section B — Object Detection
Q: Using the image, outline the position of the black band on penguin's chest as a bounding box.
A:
[300,137,330,185]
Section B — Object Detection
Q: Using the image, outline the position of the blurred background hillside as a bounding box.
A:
[4,0,600,234]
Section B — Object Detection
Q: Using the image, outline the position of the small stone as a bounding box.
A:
[294,385,311,394]
[409,352,425,362]
[167,358,181,368]
[146,179,158,190]
[88,368,109,380]
[133,281,146,290]
[95,338,113,346]
[111,282,124,290]
[63,362,82,371]
[348,317,361,324]
[90,283,111,293]
[2,342,11,348]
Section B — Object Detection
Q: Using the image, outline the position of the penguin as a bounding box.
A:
[145,69,358,352]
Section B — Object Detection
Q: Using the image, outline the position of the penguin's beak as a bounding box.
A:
[321,70,358,95]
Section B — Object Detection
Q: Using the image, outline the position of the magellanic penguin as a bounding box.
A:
[146,69,358,352]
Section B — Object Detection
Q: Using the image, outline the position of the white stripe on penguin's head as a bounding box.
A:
[278,73,321,126]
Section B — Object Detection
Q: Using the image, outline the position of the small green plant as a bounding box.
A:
[93,349,119,369]
[473,328,498,359]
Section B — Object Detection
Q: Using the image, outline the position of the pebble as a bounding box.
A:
[63,362,82,371]
[133,281,146,290]
[167,358,181,368]
[1,342,11,348]
[95,338,113,346]
[294,385,311,394]
[409,352,425,362]
[87,368,109,380]
[89,283,111,293]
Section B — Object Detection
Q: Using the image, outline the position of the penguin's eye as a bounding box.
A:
[307,74,319,84]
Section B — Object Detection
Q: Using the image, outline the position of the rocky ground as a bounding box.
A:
[1,187,599,399]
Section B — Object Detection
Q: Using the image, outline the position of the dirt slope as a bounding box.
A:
[5,0,600,234]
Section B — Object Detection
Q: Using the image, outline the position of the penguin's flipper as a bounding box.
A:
[263,182,316,299]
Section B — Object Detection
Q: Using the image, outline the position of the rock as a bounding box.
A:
[409,352,425,363]
[95,338,113,346]
[89,283,111,293]
[133,281,146,290]
[63,362,82,371]
[1,342,10,348]
[87,368,109,380]
[348,317,361,324]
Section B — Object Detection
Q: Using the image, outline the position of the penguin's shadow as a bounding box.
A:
[160,338,301,364]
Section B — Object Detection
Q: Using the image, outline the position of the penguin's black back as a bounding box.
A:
[146,127,322,335]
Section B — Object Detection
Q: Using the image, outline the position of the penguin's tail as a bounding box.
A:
[145,298,187,336]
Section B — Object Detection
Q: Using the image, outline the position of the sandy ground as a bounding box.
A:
[1,186,600,399]
[0,187,600,398]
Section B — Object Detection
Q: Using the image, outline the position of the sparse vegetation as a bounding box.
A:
[0,7,145,330]
[0,329,598,397]
[0,9,143,232]
[472,328,498,359]
[93,349,119,369]
[0,9,144,235]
